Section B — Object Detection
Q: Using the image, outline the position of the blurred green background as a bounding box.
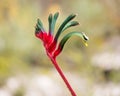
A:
[0,0,120,96]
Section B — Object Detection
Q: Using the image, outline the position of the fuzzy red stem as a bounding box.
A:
[47,52,77,96]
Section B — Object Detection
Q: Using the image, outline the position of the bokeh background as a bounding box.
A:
[0,0,120,96]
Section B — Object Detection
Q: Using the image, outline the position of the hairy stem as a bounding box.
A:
[47,52,77,96]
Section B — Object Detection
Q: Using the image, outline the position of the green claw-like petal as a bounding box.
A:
[51,12,59,34]
[62,21,79,32]
[55,14,77,41]
[59,32,89,51]
[37,19,45,32]
[48,12,59,35]
[48,13,53,34]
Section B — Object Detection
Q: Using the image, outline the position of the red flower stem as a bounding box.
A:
[47,52,77,96]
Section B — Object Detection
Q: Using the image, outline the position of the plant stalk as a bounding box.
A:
[47,52,77,96]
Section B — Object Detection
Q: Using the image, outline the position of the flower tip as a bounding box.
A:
[56,12,59,14]
[75,13,78,16]
[82,32,89,41]
[77,22,80,25]
[70,13,77,18]
[37,18,40,22]
[81,32,89,46]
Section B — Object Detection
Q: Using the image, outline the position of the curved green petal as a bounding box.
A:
[59,32,89,51]
[62,21,79,32]
[51,12,59,34]
[55,14,76,41]
[48,14,53,34]
[35,24,41,32]
[37,19,45,32]
[48,12,59,34]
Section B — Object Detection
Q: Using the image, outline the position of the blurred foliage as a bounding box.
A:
[0,0,120,86]
[13,87,25,96]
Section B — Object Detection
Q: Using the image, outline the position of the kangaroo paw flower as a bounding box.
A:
[35,12,89,96]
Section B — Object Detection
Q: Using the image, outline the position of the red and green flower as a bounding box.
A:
[35,12,88,59]
[35,12,89,96]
